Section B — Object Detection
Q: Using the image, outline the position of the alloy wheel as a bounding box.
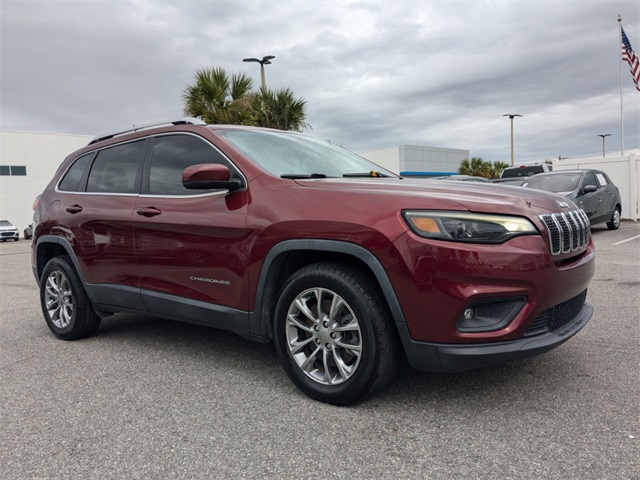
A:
[285,287,362,385]
[44,270,74,329]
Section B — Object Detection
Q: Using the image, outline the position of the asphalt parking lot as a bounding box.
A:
[1,223,638,479]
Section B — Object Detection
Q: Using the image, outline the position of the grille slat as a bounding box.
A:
[539,209,590,255]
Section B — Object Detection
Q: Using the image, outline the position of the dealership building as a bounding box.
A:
[359,144,468,177]
[1,131,93,233]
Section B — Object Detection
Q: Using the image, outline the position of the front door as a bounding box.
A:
[132,134,252,314]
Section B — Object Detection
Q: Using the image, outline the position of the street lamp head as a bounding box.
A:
[503,114,523,119]
[597,134,612,138]
[243,55,275,66]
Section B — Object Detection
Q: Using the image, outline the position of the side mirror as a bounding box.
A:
[182,164,243,190]
[583,184,597,194]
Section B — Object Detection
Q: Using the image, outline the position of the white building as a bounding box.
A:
[359,144,469,177]
[0,131,92,232]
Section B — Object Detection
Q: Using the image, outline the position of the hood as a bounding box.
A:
[293,178,577,217]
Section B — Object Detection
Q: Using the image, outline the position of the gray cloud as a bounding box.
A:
[1,0,638,163]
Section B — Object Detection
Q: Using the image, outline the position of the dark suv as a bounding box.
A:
[32,118,595,405]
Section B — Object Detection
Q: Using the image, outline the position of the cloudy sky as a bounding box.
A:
[2,0,639,163]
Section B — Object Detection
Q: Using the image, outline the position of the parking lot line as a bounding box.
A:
[612,234,640,246]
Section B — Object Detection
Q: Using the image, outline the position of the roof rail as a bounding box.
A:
[88,117,206,145]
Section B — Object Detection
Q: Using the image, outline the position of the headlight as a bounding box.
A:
[403,210,538,244]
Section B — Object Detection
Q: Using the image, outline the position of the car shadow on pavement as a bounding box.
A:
[91,312,586,409]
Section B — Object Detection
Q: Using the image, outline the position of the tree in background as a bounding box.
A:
[182,67,308,131]
[458,158,509,179]
[253,87,309,132]
[182,67,255,125]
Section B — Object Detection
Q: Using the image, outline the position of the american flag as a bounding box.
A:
[621,26,640,92]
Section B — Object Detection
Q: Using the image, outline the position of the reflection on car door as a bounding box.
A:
[132,134,252,314]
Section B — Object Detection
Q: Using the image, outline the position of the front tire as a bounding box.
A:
[606,207,621,230]
[274,262,399,405]
[40,256,101,340]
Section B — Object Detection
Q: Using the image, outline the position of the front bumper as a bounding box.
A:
[398,301,593,373]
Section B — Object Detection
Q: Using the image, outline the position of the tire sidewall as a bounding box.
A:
[274,265,381,404]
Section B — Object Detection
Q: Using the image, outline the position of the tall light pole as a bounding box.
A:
[503,114,522,166]
[597,134,611,157]
[242,55,275,90]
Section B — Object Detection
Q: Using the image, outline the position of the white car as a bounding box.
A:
[0,219,20,242]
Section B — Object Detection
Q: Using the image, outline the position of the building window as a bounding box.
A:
[0,165,27,176]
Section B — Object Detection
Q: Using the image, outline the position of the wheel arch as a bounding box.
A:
[250,240,407,340]
[33,236,93,300]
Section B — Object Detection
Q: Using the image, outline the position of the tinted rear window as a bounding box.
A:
[86,140,145,194]
[58,154,93,192]
[502,166,545,178]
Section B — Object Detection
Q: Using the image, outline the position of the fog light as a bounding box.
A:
[457,297,526,333]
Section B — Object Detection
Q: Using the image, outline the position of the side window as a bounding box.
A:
[595,173,608,186]
[86,140,145,194]
[148,134,233,196]
[583,173,598,190]
[58,153,93,192]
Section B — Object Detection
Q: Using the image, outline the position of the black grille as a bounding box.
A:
[524,290,588,337]
[539,209,590,255]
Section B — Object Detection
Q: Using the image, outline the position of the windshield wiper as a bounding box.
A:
[281,173,328,179]
[343,171,389,178]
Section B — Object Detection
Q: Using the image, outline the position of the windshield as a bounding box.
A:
[524,173,582,192]
[0,220,13,227]
[217,129,396,178]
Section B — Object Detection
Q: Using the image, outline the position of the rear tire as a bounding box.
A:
[40,256,101,340]
[606,207,621,230]
[274,262,400,405]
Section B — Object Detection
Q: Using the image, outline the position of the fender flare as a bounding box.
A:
[250,239,407,337]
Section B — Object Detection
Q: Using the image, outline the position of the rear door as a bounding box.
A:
[58,139,146,309]
[132,133,251,315]
[593,172,617,222]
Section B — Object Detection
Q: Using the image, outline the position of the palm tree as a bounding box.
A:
[252,87,309,132]
[182,67,310,132]
[490,161,510,179]
[458,158,508,179]
[182,67,255,125]
[459,157,488,177]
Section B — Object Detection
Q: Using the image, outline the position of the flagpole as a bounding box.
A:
[618,15,624,155]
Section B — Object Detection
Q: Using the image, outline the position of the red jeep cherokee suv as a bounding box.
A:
[32,118,595,404]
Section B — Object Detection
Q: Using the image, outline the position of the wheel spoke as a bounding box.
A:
[332,348,354,381]
[289,335,315,354]
[293,297,319,324]
[333,316,359,332]
[334,339,362,354]
[328,294,345,322]
[322,348,333,384]
[299,345,322,372]
[287,312,314,333]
